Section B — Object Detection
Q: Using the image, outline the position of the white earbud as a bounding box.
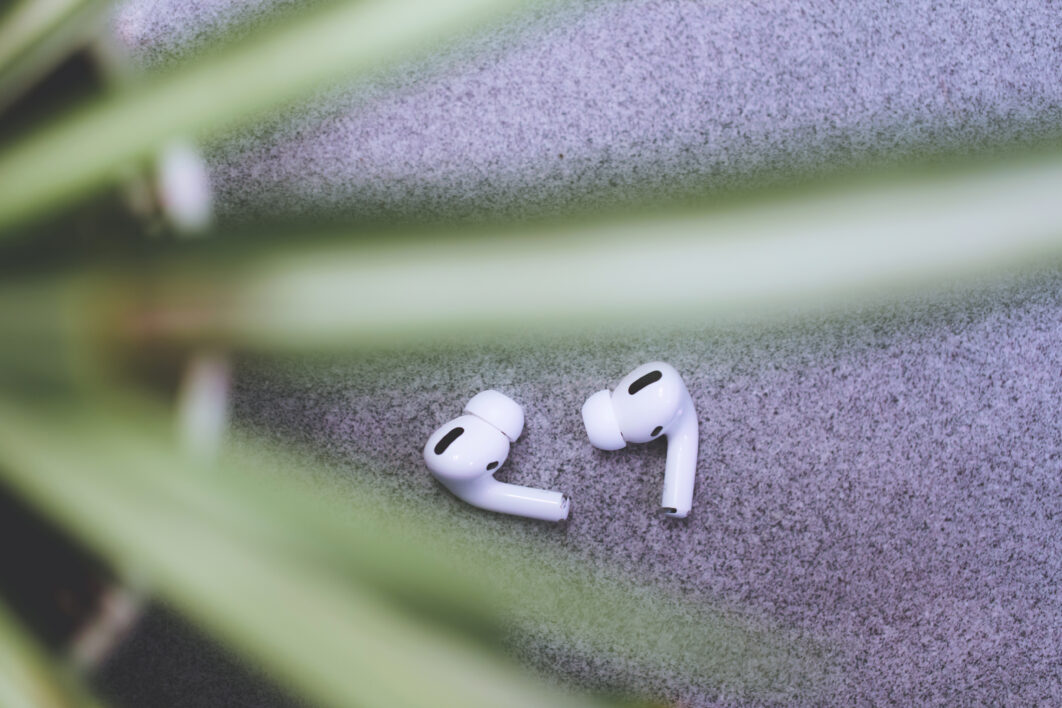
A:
[424,390,570,522]
[581,362,699,518]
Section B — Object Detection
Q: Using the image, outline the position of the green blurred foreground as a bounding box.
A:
[0,393,833,706]
[1,0,1061,706]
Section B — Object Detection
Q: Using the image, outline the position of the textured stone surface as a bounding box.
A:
[100,1,1062,705]
[231,269,1062,706]
[113,0,1062,224]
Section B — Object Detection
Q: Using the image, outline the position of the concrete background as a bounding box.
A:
[112,0,1062,224]
[97,1,1062,705]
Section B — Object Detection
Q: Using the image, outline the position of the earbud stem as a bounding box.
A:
[661,395,698,518]
[442,477,570,522]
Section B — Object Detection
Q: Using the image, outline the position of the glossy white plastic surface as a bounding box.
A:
[581,390,626,450]
[582,361,699,518]
[464,389,524,441]
[424,391,569,522]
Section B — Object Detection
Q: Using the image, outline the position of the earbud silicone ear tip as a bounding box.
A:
[581,390,626,451]
[464,390,524,441]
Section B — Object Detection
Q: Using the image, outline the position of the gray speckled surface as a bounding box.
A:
[115,0,1062,224]
[100,1,1062,705]
[230,270,1062,706]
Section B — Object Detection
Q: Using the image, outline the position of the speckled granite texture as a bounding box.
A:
[99,1,1062,706]
[229,271,1062,706]
[113,0,1062,224]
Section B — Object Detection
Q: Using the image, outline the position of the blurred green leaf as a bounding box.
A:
[0,599,103,708]
[0,0,534,232]
[0,0,110,114]
[0,395,610,708]
[3,155,1061,362]
[157,156,1062,348]
[0,392,830,704]
[0,0,1051,705]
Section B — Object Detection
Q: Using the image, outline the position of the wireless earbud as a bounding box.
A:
[424,390,570,522]
[582,362,699,518]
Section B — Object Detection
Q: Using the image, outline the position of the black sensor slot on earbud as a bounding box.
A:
[627,370,662,395]
[434,426,464,454]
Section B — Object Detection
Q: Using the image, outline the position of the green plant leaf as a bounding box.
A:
[0,392,830,705]
[0,0,110,114]
[0,0,535,232]
[3,155,1061,362]
[0,395,613,708]
[0,598,103,708]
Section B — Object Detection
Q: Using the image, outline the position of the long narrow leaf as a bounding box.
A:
[3,155,1060,359]
[0,392,829,703]
[0,599,102,708]
[0,396,616,708]
[214,158,1062,350]
[0,0,110,113]
[0,0,533,232]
